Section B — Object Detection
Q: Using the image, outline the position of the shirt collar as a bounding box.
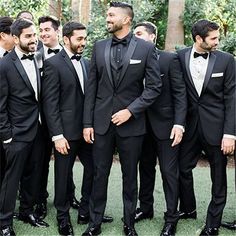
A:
[15,46,34,60]
[112,32,132,44]
[43,44,62,53]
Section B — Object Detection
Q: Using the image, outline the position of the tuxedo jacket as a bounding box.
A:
[42,49,89,140]
[0,49,41,142]
[147,50,187,140]
[83,35,162,137]
[177,47,235,145]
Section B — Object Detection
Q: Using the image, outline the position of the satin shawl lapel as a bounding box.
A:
[11,50,35,95]
[184,48,199,97]
[116,36,137,88]
[33,59,41,98]
[200,52,216,96]
[104,39,114,88]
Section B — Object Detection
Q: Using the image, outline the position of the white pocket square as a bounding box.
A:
[130,59,141,64]
[212,72,223,77]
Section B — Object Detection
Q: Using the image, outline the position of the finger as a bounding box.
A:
[91,130,94,142]
[66,141,70,150]
[170,130,174,139]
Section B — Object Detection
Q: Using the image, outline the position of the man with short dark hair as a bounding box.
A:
[0,16,14,190]
[134,21,187,236]
[42,21,101,236]
[177,19,235,236]
[82,2,162,236]
[0,18,48,236]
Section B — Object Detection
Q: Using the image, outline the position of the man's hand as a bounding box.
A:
[111,109,132,126]
[54,137,70,155]
[83,128,94,144]
[170,126,183,147]
[221,137,235,155]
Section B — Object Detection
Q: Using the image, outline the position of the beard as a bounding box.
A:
[200,41,218,52]
[19,41,37,53]
[69,41,84,55]
[107,22,123,33]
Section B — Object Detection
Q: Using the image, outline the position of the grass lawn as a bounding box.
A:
[14,160,235,236]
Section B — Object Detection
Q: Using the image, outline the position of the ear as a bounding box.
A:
[13,35,19,45]
[123,16,131,25]
[150,33,156,43]
[63,35,69,45]
[195,35,203,43]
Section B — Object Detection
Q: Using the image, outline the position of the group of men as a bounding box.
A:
[0,1,235,236]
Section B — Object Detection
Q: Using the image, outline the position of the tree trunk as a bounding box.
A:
[48,0,62,21]
[71,0,91,25]
[165,0,185,51]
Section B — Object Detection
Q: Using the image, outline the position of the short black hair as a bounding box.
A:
[16,10,33,20]
[191,19,219,42]
[110,1,134,20]
[135,21,157,36]
[0,16,14,34]
[10,18,34,37]
[63,21,86,38]
[38,15,60,30]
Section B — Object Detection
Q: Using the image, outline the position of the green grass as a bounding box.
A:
[14,161,235,236]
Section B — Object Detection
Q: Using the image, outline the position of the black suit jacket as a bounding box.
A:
[0,49,41,142]
[83,35,162,137]
[177,47,235,145]
[42,49,89,140]
[147,50,187,140]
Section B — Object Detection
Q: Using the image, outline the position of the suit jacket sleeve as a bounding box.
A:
[127,45,162,118]
[223,56,235,136]
[170,53,187,126]
[42,59,64,137]
[83,43,98,128]
[0,61,12,140]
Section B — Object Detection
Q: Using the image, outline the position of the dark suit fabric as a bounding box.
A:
[84,36,162,228]
[138,51,186,224]
[0,50,44,226]
[177,47,235,228]
[42,49,93,219]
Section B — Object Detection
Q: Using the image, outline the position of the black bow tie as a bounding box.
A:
[3,51,8,56]
[112,37,128,46]
[193,52,208,59]
[71,54,81,61]
[48,48,60,54]
[21,54,34,60]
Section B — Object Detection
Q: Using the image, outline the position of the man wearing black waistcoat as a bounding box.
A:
[82,2,162,236]
[133,22,187,236]
[0,18,48,236]
[176,19,235,236]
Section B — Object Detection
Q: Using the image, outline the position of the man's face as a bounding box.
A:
[106,7,126,33]
[198,29,220,52]
[134,26,154,43]
[14,25,37,53]
[65,29,87,55]
[0,32,15,51]
[39,21,59,48]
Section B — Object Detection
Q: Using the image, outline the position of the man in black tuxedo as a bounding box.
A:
[0,16,14,190]
[176,20,235,236]
[82,2,162,236]
[42,21,110,236]
[0,18,48,236]
[133,22,187,236]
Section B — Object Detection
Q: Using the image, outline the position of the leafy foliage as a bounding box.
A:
[183,0,236,55]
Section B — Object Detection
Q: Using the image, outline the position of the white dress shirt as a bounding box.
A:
[43,44,62,60]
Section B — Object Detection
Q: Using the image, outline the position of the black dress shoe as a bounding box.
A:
[135,208,153,222]
[221,221,236,230]
[160,223,176,236]
[70,197,80,209]
[123,224,138,236]
[78,214,113,225]
[0,225,15,236]
[18,213,49,228]
[34,202,47,219]
[82,226,101,236]
[200,226,219,236]
[58,219,74,236]
[178,210,197,219]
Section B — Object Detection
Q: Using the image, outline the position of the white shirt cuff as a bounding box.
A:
[3,138,12,143]
[52,134,64,142]
[173,124,185,133]
[223,134,236,140]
